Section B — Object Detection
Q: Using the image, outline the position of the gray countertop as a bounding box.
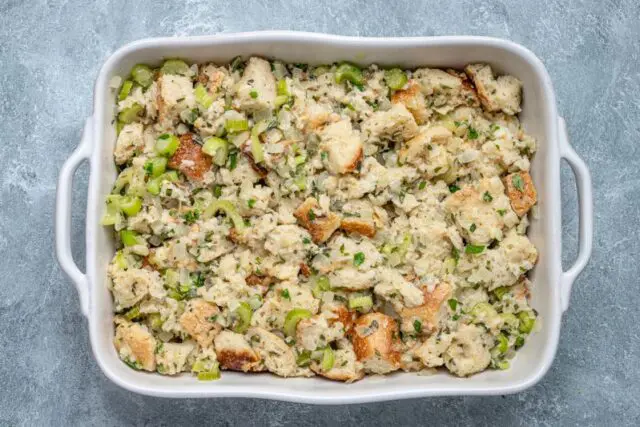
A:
[1,0,638,425]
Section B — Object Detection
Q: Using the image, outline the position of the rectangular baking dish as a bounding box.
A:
[55,31,593,404]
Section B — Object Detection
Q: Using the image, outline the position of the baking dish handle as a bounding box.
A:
[56,117,93,318]
[558,117,593,311]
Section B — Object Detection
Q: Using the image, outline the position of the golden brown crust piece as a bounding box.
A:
[293,197,341,244]
[178,299,221,347]
[401,282,452,333]
[340,218,376,238]
[503,171,537,216]
[330,305,357,334]
[214,331,262,372]
[168,133,212,181]
[391,80,429,124]
[114,322,156,371]
[351,313,401,374]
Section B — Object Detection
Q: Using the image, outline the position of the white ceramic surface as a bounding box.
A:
[55,31,593,404]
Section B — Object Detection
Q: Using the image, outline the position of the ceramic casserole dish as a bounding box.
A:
[55,31,593,404]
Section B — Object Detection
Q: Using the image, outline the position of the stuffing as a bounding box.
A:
[179,299,221,347]
[214,330,262,372]
[157,74,196,125]
[114,123,145,165]
[233,57,277,112]
[443,324,492,377]
[360,104,419,144]
[391,80,429,124]
[311,340,364,382]
[247,327,310,377]
[445,176,518,246]
[114,319,157,371]
[296,314,345,351]
[293,198,341,244]
[108,267,163,311]
[351,313,401,374]
[319,119,363,174]
[156,341,196,375]
[503,171,537,216]
[465,64,522,115]
[400,282,452,334]
[167,133,212,181]
[106,59,538,381]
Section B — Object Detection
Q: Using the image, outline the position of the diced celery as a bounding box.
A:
[296,350,312,367]
[233,302,252,333]
[155,133,180,157]
[321,347,335,372]
[118,103,144,124]
[518,311,535,334]
[119,196,142,216]
[202,200,246,231]
[495,333,509,354]
[131,64,154,88]
[120,230,140,246]
[277,79,289,96]
[283,308,312,336]
[202,137,229,166]
[348,294,373,312]
[124,305,141,320]
[384,68,408,90]
[160,59,190,75]
[195,83,214,109]
[335,62,364,87]
[224,119,249,133]
[144,157,167,178]
[311,276,331,298]
[118,80,134,101]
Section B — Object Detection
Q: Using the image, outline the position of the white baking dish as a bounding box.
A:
[55,31,593,404]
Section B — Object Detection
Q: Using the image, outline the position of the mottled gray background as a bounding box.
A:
[1,0,638,425]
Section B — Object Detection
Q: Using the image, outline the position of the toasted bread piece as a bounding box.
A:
[294,197,341,244]
[233,57,277,112]
[465,64,522,115]
[179,299,221,347]
[391,80,429,124]
[340,217,376,238]
[114,320,157,371]
[503,171,537,216]
[320,119,363,174]
[247,327,306,377]
[351,313,401,374]
[168,133,212,181]
[214,330,262,372]
[401,282,452,334]
[311,341,364,383]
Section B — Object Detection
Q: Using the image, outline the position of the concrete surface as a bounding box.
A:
[1,0,639,425]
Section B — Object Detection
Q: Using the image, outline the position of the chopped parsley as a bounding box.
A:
[467,127,479,140]
[182,209,200,225]
[465,244,485,254]
[413,319,423,333]
[449,184,461,193]
[307,209,316,221]
[247,199,256,208]
[302,237,311,244]
[320,151,328,161]
[470,223,476,232]
[353,252,365,267]
[512,174,525,191]
[228,151,238,170]
[143,161,154,176]
[451,247,460,264]
[418,181,427,190]
[213,185,222,198]
[192,273,205,288]
[281,289,291,301]
[249,90,259,99]
[497,209,507,216]
[448,299,458,311]
[483,191,493,202]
